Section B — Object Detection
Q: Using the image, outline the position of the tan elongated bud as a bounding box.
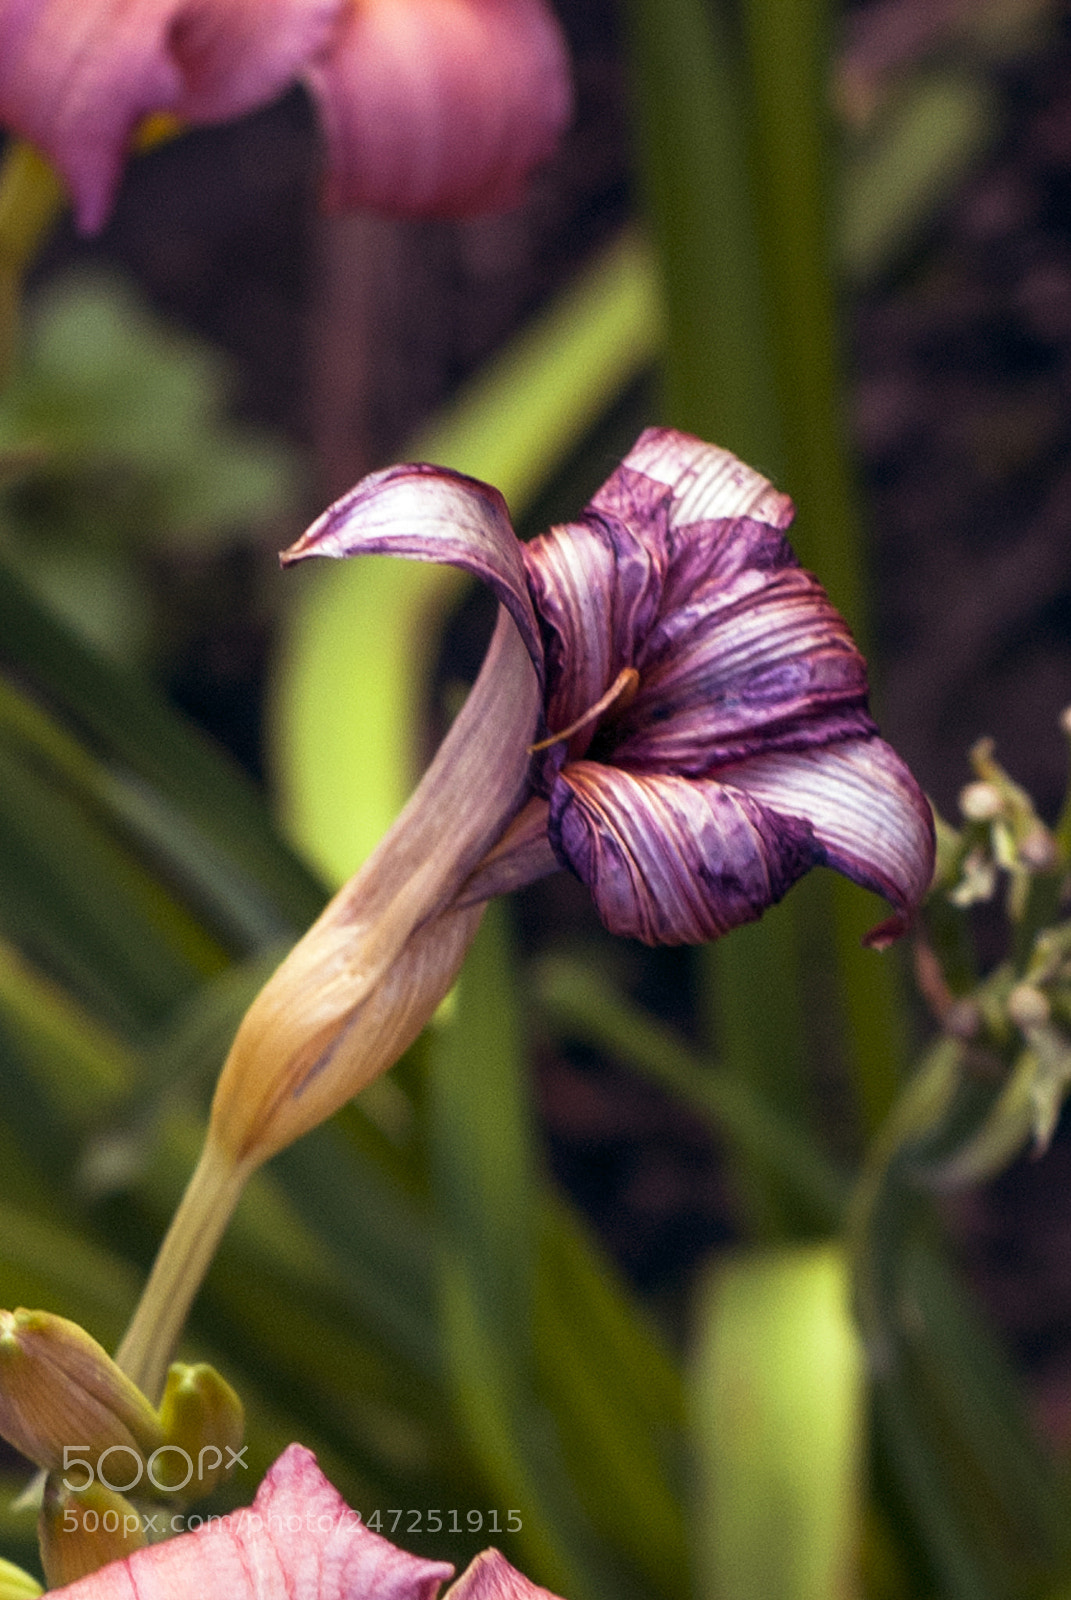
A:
[0,1558,42,1600]
[209,607,539,1170]
[0,1310,162,1473]
[153,1362,244,1499]
[115,608,541,1402]
[38,1475,145,1589]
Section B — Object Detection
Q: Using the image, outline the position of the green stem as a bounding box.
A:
[113,1139,249,1403]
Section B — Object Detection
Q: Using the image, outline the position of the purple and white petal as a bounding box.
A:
[548,762,819,946]
[283,462,544,675]
[614,567,875,775]
[600,428,795,534]
[522,513,663,756]
[449,1549,564,1600]
[720,737,936,946]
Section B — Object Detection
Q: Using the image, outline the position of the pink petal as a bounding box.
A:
[720,738,936,946]
[50,1444,454,1600]
[548,762,818,946]
[449,1549,564,1600]
[0,0,342,231]
[305,0,572,216]
[283,461,544,676]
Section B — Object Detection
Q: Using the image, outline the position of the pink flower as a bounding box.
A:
[47,1443,562,1600]
[0,0,572,231]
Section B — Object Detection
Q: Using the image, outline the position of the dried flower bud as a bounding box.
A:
[154,1363,244,1499]
[209,607,540,1171]
[0,1310,162,1473]
[38,1475,145,1589]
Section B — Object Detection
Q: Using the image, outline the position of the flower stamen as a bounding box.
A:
[529,666,640,753]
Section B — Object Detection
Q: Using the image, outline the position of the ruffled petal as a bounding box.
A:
[720,737,936,946]
[613,565,875,774]
[604,427,795,534]
[283,461,544,675]
[548,762,819,946]
[0,0,342,232]
[52,1444,454,1600]
[449,1549,564,1600]
[522,508,664,755]
[306,0,572,216]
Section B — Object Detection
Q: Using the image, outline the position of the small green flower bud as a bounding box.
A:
[38,1474,145,1589]
[0,1558,41,1600]
[0,1310,163,1473]
[153,1363,244,1500]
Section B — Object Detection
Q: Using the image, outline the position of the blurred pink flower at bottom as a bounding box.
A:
[0,0,572,231]
[48,1444,561,1600]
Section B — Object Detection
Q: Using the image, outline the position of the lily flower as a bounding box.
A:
[285,426,935,948]
[0,0,572,232]
[42,1442,560,1600]
[114,429,933,1403]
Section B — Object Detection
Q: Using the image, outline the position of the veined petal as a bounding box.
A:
[306,0,572,217]
[449,1549,563,1600]
[50,1444,454,1600]
[720,737,936,946]
[0,0,342,232]
[523,510,663,750]
[601,427,795,534]
[548,762,818,946]
[614,567,874,774]
[283,461,544,674]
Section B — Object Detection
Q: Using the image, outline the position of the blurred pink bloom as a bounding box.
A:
[0,0,572,231]
[49,1443,562,1600]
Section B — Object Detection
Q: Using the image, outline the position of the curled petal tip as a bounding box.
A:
[450,1548,565,1600]
[281,462,544,675]
[721,738,936,944]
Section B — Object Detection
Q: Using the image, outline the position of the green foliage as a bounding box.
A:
[0,272,297,661]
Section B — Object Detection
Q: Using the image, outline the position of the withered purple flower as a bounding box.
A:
[285,427,935,948]
[114,431,935,1399]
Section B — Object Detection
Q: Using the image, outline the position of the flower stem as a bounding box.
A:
[113,1140,250,1404]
